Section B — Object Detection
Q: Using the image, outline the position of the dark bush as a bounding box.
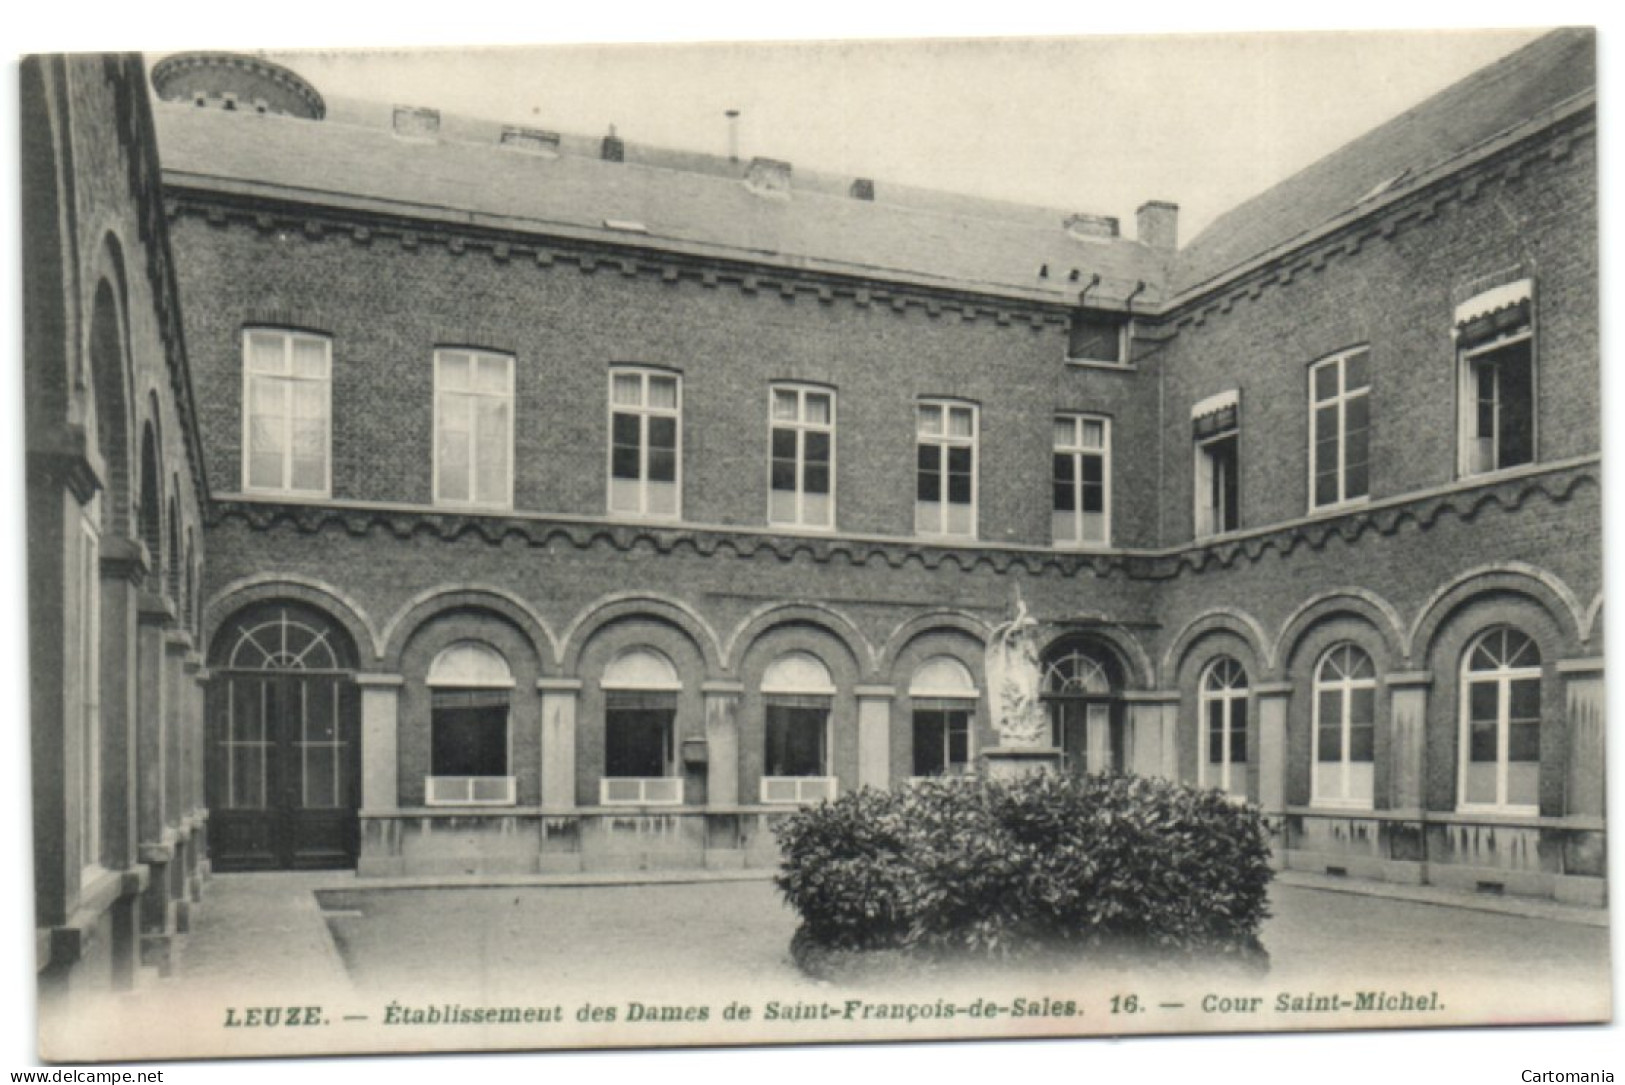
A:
[773,773,1272,973]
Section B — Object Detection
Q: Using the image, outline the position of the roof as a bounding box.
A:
[1173,28,1596,296]
[153,96,1167,308]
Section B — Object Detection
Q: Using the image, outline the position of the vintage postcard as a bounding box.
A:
[16,24,1610,1069]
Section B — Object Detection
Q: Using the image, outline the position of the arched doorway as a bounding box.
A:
[1041,640,1125,775]
[207,603,360,870]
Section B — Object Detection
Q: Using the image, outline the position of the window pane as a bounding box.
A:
[432,704,508,776]
[247,332,287,374]
[439,351,471,392]
[917,404,942,436]
[915,501,941,534]
[1313,363,1338,402]
[1206,700,1225,763]
[803,492,831,526]
[1509,719,1540,762]
[769,488,796,523]
[611,446,641,482]
[1052,510,1077,543]
[805,393,831,426]
[303,745,337,809]
[647,480,678,515]
[606,707,673,778]
[913,711,946,777]
[1498,342,1534,468]
[609,477,640,513]
[612,372,642,406]
[1509,676,1541,721]
[1464,762,1497,805]
[474,400,510,503]
[771,428,797,462]
[803,462,830,495]
[1468,719,1498,763]
[946,465,973,505]
[1053,417,1076,447]
[917,445,941,501]
[1314,470,1339,508]
[648,415,677,452]
[291,337,329,379]
[766,704,827,776]
[1079,419,1105,449]
[1080,481,1103,515]
[1343,350,1370,391]
[472,354,509,394]
[1349,686,1375,724]
[647,447,677,484]
[1348,721,1375,762]
[1318,724,1342,762]
[803,430,830,465]
[1468,680,1499,723]
[612,412,641,457]
[648,375,678,410]
[947,407,974,438]
[770,459,796,492]
[1507,762,1539,807]
[772,389,798,421]
[1079,510,1105,543]
[1080,454,1103,486]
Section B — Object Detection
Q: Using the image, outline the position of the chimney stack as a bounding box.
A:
[849,178,875,201]
[601,125,624,163]
[393,105,440,141]
[1137,200,1179,253]
[726,109,741,163]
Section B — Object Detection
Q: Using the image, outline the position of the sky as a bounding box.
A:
[244,31,1544,241]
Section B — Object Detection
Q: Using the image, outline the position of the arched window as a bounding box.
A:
[910,656,976,778]
[1312,644,1377,808]
[1199,657,1249,799]
[426,641,514,805]
[1460,626,1541,813]
[226,609,344,671]
[761,651,835,803]
[601,648,682,804]
[1042,643,1116,775]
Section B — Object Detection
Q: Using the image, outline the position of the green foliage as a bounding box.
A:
[773,773,1273,969]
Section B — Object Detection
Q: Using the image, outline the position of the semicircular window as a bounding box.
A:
[222,606,348,671]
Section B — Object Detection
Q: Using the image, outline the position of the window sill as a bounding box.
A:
[1064,359,1137,372]
[244,484,331,500]
[1306,495,1371,518]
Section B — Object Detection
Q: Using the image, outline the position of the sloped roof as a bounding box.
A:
[1173,28,1596,297]
[153,97,1167,307]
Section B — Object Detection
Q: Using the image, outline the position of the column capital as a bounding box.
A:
[1122,690,1180,704]
[1557,657,1606,675]
[101,536,151,585]
[535,677,583,692]
[1253,681,1294,697]
[355,672,405,688]
[854,684,896,699]
[164,628,194,653]
[138,591,177,624]
[28,423,105,503]
[701,680,744,695]
[1383,671,1433,688]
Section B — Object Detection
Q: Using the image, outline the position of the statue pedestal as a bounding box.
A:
[979,746,1064,780]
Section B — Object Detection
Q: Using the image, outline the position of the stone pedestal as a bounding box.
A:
[979,745,1063,779]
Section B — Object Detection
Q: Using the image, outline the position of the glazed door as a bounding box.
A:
[208,673,360,870]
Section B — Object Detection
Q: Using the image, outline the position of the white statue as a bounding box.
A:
[985,587,1049,747]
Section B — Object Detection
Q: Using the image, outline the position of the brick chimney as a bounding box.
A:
[393,105,440,141]
[849,178,875,201]
[744,157,792,198]
[602,125,624,163]
[1137,201,1179,253]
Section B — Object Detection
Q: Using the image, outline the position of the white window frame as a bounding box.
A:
[75,506,102,878]
[1310,644,1378,810]
[432,348,514,510]
[1052,413,1111,548]
[1198,657,1249,799]
[1457,627,1542,816]
[1457,328,1536,479]
[600,647,684,806]
[607,367,683,520]
[1307,347,1371,512]
[767,384,836,530]
[1065,317,1131,368]
[425,642,516,808]
[915,400,978,539]
[760,652,837,804]
[240,328,332,497]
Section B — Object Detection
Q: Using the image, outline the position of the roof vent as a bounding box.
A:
[500,126,560,156]
[602,125,624,163]
[849,178,875,201]
[1065,213,1120,242]
[393,105,440,141]
[744,157,792,199]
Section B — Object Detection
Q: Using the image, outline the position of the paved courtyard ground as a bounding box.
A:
[311,877,1611,1004]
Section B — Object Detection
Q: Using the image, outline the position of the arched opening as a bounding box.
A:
[425,641,516,806]
[600,647,683,805]
[1459,626,1541,814]
[909,655,977,779]
[1198,656,1250,799]
[760,651,836,802]
[1041,638,1125,775]
[207,602,360,870]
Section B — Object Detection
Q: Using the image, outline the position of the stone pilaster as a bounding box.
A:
[537,677,581,810]
[356,674,404,812]
[855,685,894,790]
[1558,658,1605,818]
[1384,671,1432,812]
[702,681,742,807]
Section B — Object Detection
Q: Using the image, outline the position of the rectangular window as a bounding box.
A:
[430,690,509,778]
[1067,313,1128,366]
[1461,336,1534,476]
[1308,347,1371,510]
[1195,434,1239,537]
[769,386,834,529]
[915,402,977,538]
[609,368,681,518]
[243,329,331,495]
[434,349,513,508]
[1053,414,1110,547]
[911,703,972,778]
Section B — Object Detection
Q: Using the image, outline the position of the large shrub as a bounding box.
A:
[773,773,1272,973]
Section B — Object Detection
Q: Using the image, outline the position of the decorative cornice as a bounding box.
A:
[1169,103,1595,327]
[204,498,1132,580]
[162,186,1080,331]
[1147,458,1598,579]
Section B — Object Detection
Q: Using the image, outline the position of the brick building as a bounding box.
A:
[23,54,212,1006]
[138,31,1603,901]
[27,27,1602,1000]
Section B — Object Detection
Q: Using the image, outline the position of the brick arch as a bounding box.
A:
[86,251,134,536]
[21,59,78,441]
[723,601,874,677]
[1040,624,1154,690]
[203,575,381,665]
[382,585,559,673]
[560,592,723,675]
[879,609,990,677]
[1408,563,1584,666]
[1581,592,1602,647]
[1162,607,1271,683]
[1274,588,1406,674]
